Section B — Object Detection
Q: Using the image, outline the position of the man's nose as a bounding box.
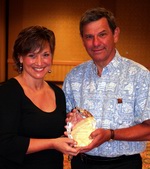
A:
[93,36,100,46]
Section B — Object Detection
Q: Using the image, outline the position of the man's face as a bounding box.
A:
[82,17,119,67]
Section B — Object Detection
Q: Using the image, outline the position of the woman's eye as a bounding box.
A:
[28,54,35,58]
[43,53,50,57]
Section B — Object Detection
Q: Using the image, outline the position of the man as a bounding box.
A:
[62,7,150,169]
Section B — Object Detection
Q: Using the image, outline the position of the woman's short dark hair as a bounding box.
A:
[79,7,117,37]
[13,25,55,72]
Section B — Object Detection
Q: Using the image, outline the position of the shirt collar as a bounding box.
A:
[91,50,122,76]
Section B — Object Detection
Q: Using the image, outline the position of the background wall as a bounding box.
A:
[0,0,6,82]
[116,0,150,67]
[6,0,116,81]
[0,0,150,168]
[0,0,150,82]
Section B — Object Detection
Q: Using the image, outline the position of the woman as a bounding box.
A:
[0,26,79,169]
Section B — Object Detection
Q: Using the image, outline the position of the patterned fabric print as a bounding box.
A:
[63,50,150,157]
[63,155,71,169]
[141,142,150,169]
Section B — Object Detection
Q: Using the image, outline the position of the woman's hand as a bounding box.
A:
[52,137,80,156]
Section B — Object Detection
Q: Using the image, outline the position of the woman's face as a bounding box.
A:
[19,42,52,80]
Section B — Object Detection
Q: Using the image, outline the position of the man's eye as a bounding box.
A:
[99,33,107,37]
[85,35,93,39]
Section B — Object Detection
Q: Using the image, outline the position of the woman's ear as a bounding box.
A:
[19,56,23,63]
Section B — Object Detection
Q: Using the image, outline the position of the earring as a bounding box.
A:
[19,63,23,73]
[48,70,51,73]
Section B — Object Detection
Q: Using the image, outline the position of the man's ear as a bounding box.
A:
[114,27,120,43]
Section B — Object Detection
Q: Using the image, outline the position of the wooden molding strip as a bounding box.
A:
[7,58,150,70]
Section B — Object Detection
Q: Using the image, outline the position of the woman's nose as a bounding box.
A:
[35,55,42,65]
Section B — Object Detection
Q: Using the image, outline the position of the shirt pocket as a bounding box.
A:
[113,95,135,128]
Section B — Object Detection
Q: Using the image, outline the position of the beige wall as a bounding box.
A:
[6,0,150,81]
[116,0,150,68]
[7,0,116,80]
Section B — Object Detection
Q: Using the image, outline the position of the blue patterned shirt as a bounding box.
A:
[62,51,150,157]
